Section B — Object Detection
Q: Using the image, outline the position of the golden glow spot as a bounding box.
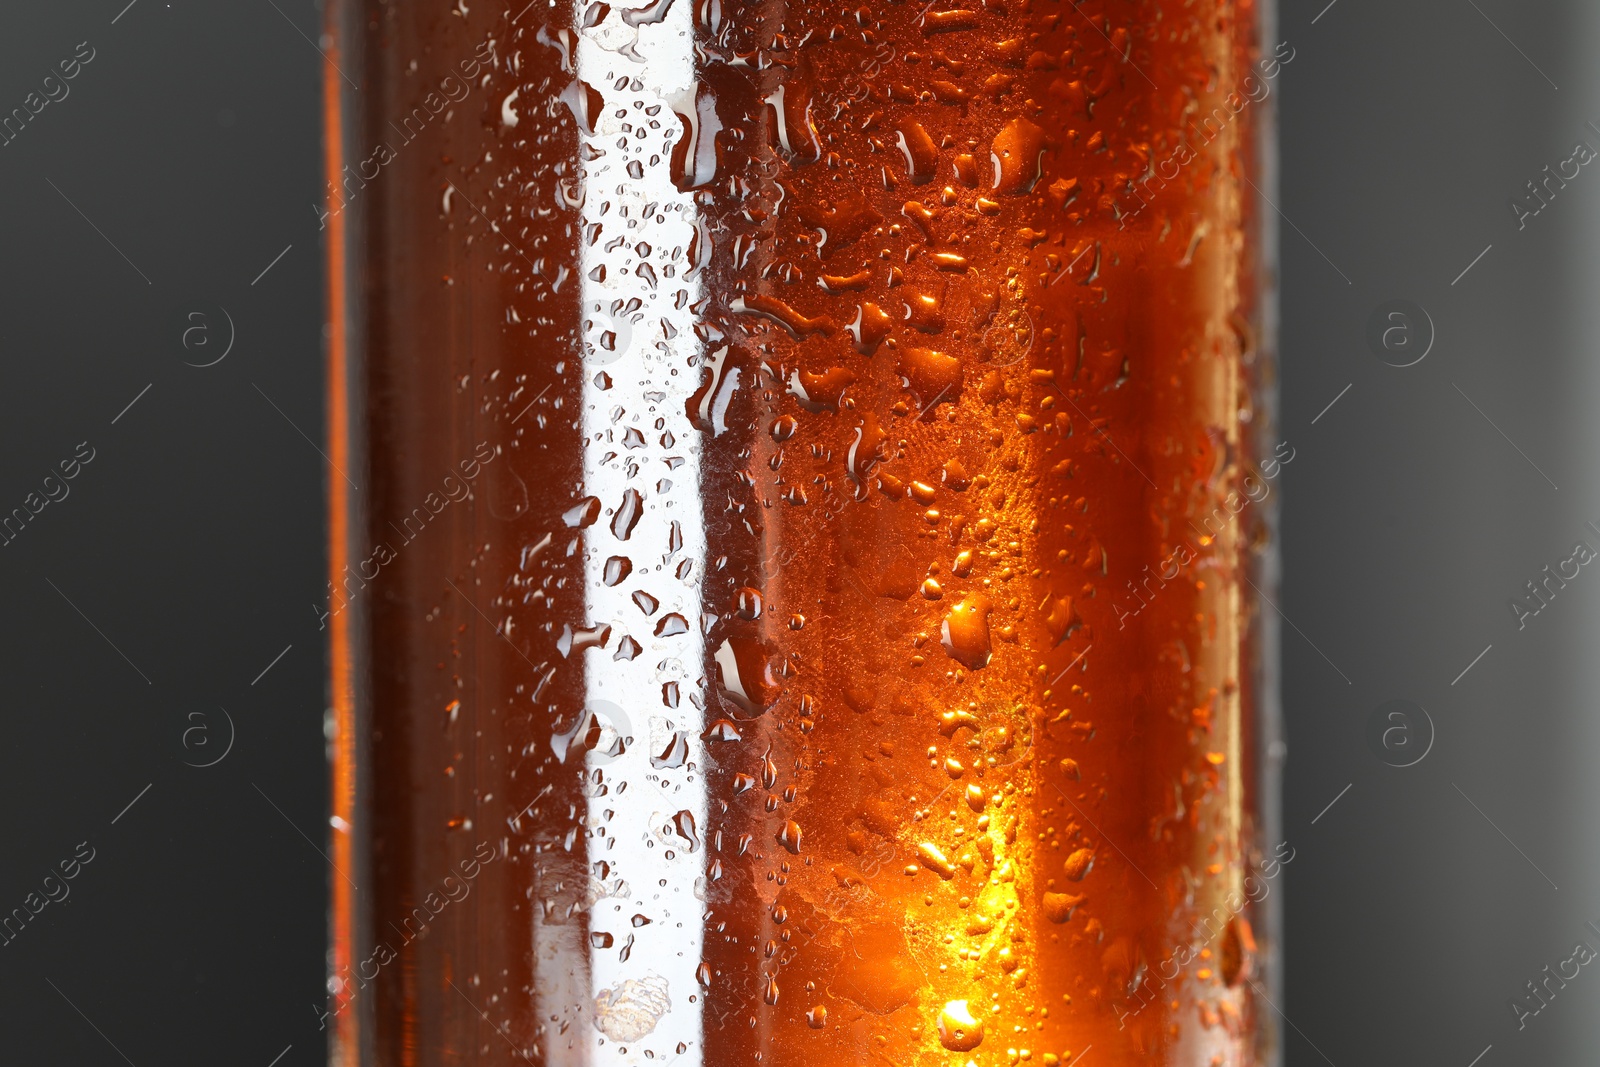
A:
[938,1000,985,1051]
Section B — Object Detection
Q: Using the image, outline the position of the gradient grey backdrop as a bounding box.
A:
[0,1,1595,1064]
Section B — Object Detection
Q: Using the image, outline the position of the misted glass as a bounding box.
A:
[322,0,1283,1063]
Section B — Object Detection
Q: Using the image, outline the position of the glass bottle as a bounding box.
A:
[322,0,1282,1063]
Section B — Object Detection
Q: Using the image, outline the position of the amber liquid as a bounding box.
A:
[325,0,1275,1064]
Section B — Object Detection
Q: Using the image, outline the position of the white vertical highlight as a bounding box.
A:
[575,2,706,1066]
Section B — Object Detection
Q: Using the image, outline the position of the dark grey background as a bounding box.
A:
[1279,0,1600,1065]
[1,0,1596,1064]
[0,2,328,1065]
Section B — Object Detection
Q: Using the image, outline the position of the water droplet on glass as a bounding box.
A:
[941,596,993,669]
[938,1000,985,1051]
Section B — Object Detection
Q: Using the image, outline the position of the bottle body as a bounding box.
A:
[324,1,1280,1064]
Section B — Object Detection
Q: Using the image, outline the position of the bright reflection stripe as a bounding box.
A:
[575,3,706,1065]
